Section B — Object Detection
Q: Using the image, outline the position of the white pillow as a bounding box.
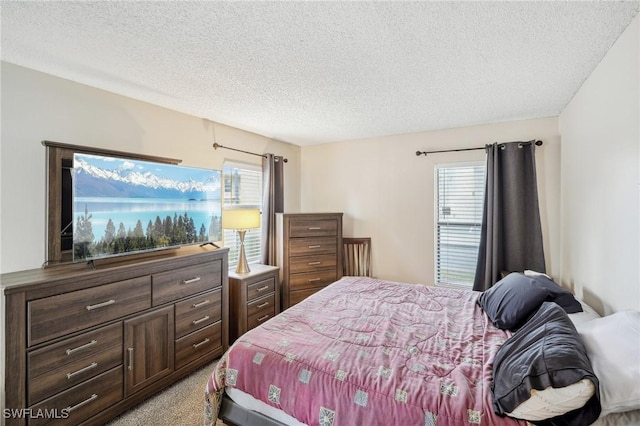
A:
[576,310,640,415]
[524,269,552,279]
[507,379,595,421]
[568,299,602,326]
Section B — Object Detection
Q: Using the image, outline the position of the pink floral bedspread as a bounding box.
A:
[206,277,526,426]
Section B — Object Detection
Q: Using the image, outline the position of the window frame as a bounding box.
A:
[434,161,485,289]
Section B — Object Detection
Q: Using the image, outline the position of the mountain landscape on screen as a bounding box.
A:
[73,154,221,200]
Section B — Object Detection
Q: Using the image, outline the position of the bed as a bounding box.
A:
[205,275,640,426]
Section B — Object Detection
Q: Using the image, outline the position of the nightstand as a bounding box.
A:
[228,264,280,343]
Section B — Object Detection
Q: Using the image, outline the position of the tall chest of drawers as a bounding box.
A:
[276,213,343,310]
[2,246,228,426]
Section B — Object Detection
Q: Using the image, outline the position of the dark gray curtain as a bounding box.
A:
[473,141,545,291]
[260,154,284,265]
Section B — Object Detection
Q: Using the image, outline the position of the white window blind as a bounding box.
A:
[223,161,262,268]
[435,162,485,288]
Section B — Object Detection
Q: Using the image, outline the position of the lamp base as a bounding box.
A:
[235,230,251,274]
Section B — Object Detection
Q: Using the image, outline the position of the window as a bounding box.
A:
[435,162,485,288]
[223,161,262,269]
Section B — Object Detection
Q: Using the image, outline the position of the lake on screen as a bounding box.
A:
[73,197,221,238]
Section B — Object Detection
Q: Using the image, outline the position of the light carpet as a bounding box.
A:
[106,360,223,426]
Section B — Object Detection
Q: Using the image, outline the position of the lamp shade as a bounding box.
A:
[222,208,261,230]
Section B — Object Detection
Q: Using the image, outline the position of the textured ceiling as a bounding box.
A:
[1,1,638,146]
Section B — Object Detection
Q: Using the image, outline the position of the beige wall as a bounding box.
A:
[0,62,301,274]
[559,15,639,315]
[300,117,561,285]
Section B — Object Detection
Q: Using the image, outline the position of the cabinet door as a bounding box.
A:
[124,306,174,396]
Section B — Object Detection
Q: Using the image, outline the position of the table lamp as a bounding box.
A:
[222,208,261,274]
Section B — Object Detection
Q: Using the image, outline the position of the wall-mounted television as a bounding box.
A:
[72,153,222,262]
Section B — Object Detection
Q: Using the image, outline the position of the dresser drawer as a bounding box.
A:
[289,237,337,257]
[28,276,151,346]
[289,254,337,274]
[247,294,275,318]
[289,289,322,307]
[289,219,339,237]
[246,276,276,301]
[152,260,222,306]
[175,322,222,369]
[289,270,337,291]
[28,366,123,426]
[174,289,222,339]
[28,323,122,405]
[247,302,275,330]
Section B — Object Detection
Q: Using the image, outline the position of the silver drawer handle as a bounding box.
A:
[256,285,269,292]
[127,347,134,371]
[66,340,97,356]
[192,315,210,325]
[308,277,321,282]
[66,362,98,380]
[193,338,210,349]
[192,299,210,308]
[86,299,115,311]
[257,314,270,322]
[256,301,269,309]
[308,227,322,230]
[308,245,321,249]
[182,277,202,285]
[308,261,321,266]
[66,393,98,412]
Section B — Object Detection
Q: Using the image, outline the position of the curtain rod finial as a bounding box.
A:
[416,151,425,156]
[213,142,222,149]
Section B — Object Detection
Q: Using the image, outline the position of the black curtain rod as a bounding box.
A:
[416,140,543,157]
[213,142,288,162]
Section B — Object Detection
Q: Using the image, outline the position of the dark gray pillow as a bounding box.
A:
[477,273,549,331]
[529,274,583,314]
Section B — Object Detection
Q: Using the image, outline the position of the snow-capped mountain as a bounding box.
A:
[73,155,221,200]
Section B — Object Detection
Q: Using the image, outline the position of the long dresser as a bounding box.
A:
[276,213,343,310]
[2,246,228,426]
